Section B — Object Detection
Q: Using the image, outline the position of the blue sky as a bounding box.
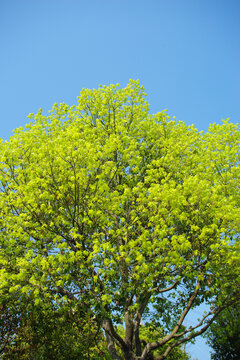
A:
[1,0,240,358]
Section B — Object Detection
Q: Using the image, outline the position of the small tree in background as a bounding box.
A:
[205,304,240,360]
[0,294,109,359]
[0,80,239,359]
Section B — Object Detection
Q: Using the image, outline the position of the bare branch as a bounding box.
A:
[140,280,201,359]
[149,280,179,294]
[102,318,127,352]
[104,331,123,360]
[154,297,240,360]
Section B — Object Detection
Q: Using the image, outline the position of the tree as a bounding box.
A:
[0,297,109,360]
[0,80,239,360]
[0,260,109,359]
[205,304,240,360]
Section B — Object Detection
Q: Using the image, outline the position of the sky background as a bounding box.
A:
[1,0,240,358]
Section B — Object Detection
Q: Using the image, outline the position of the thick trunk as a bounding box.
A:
[104,329,156,360]
[124,311,133,347]
[104,331,139,360]
[133,329,142,356]
[123,351,155,360]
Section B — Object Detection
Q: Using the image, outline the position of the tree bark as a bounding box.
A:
[104,331,123,360]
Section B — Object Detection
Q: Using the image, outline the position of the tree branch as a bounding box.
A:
[140,280,201,359]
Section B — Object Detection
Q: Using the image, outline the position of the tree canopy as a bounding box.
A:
[0,80,239,360]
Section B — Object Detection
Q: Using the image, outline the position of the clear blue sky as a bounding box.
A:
[1,0,240,358]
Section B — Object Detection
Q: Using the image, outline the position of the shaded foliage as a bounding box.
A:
[0,298,109,359]
[206,304,240,360]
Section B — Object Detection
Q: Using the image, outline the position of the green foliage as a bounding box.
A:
[0,80,239,359]
[205,304,240,360]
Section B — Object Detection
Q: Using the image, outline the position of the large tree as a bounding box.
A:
[0,80,239,360]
